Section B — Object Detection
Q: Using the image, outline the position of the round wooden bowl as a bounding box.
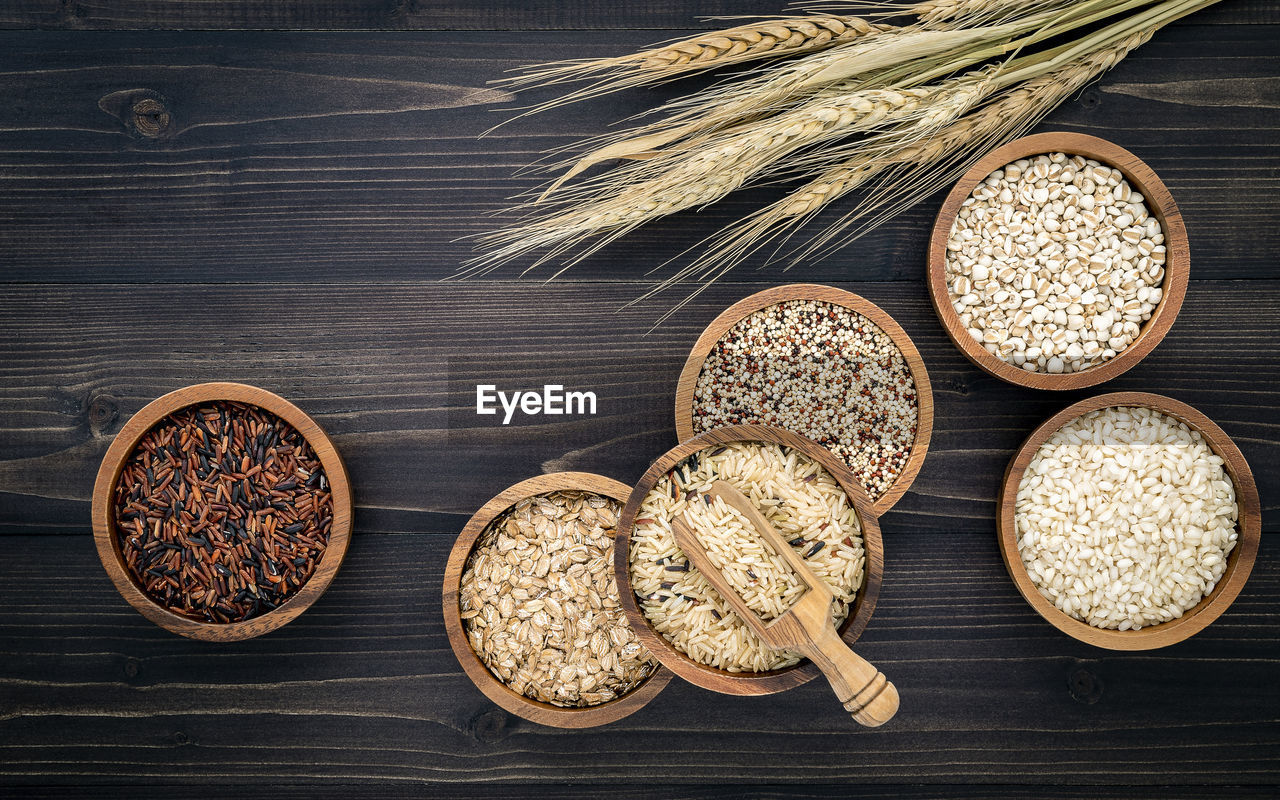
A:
[615,424,884,696]
[928,132,1190,390]
[998,392,1261,650]
[442,472,673,728]
[91,382,353,642]
[674,284,933,516]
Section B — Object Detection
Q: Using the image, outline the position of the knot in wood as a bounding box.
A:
[470,708,509,744]
[131,98,171,137]
[1068,667,1104,705]
[87,393,119,433]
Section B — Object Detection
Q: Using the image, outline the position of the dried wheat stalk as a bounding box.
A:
[908,0,1081,27]
[524,0,1159,187]
[470,0,1219,314]
[634,16,890,72]
[501,14,893,91]
[531,24,1014,198]
[471,68,996,275]
[491,14,894,128]
[632,30,1156,315]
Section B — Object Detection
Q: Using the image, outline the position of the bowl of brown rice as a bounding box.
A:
[91,382,353,642]
[615,424,884,695]
[998,392,1261,649]
[443,472,671,728]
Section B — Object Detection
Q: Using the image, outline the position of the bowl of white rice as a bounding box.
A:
[999,392,1260,649]
[615,424,884,695]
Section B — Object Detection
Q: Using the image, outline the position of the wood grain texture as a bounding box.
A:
[997,392,1262,650]
[0,24,1275,285]
[1,0,1275,29]
[1,531,1277,785]
[0,281,1275,538]
[673,284,934,516]
[928,132,1189,390]
[441,471,671,727]
[12,788,1280,799]
[0,1,797,30]
[2,3,1279,792]
[613,424,885,697]
[91,382,354,641]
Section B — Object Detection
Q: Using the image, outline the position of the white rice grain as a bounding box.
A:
[1015,406,1238,631]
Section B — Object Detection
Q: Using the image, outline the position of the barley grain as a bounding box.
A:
[1015,406,1239,630]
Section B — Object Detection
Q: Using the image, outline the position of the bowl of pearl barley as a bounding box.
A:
[928,132,1189,390]
[998,392,1260,649]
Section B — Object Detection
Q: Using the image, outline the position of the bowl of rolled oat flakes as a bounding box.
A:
[929,132,1189,390]
[443,472,671,727]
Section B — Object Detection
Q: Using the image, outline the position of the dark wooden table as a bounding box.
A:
[1,2,1277,796]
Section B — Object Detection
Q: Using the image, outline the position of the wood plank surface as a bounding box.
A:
[0,281,1276,537]
[13,789,1280,800]
[0,532,1276,786]
[0,23,1276,284]
[3,1,1272,30]
[1,0,1278,794]
[1,1,796,30]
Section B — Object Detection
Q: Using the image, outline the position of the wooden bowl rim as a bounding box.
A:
[442,471,673,728]
[614,424,884,695]
[673,283,933,516]
[90,382,354,642]
[997,391,1262,650]
[927,131,1190,390]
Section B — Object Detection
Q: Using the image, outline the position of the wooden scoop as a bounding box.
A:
[670,480,899,727]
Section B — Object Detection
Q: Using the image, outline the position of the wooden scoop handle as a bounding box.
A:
[708,481,899,726]
[806,622,898,727]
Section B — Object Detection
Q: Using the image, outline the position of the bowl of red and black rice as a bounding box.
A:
[91,382,353,641]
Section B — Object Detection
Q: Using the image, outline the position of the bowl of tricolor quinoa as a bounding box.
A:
[615,424,885,695]
[998,392,1260,649]
[674,284,932,515]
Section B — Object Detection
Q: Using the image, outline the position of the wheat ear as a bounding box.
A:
[489,15,893,131]
[500,15,891,91]
[468,69,997,275]
[635,16,891,71]
[532,24,1009,198]
[631,30,1155,317]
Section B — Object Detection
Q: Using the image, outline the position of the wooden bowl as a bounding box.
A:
[998,392,1261,650]
[91,382,353,642]
[615,424,884,695]
[442,472,672,728]
[928,132,1190,390]
[674,284,933,516]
